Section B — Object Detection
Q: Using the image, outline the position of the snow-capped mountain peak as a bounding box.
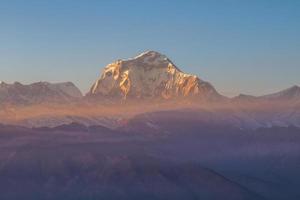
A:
[88,51,222,101]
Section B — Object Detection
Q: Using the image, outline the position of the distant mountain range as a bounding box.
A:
[0,51,299,105]
[0,81,82,105]
[0,51,299,128]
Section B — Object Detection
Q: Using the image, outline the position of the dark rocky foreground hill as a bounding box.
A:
[0,121,299,200]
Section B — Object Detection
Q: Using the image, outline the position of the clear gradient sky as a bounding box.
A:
[0,0,299,96]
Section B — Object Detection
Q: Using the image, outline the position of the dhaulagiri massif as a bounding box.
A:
[0,51,299,128]
[87,51,223,101]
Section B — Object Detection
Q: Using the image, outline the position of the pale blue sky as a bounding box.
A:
[0,0,299,96]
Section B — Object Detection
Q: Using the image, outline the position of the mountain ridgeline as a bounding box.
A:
[0,51,299,129]
[0,51,299,105]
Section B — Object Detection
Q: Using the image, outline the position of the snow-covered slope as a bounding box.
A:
[87,51,223,101]
[0,81,82,105]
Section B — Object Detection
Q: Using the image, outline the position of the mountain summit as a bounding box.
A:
[88,51,222,101]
